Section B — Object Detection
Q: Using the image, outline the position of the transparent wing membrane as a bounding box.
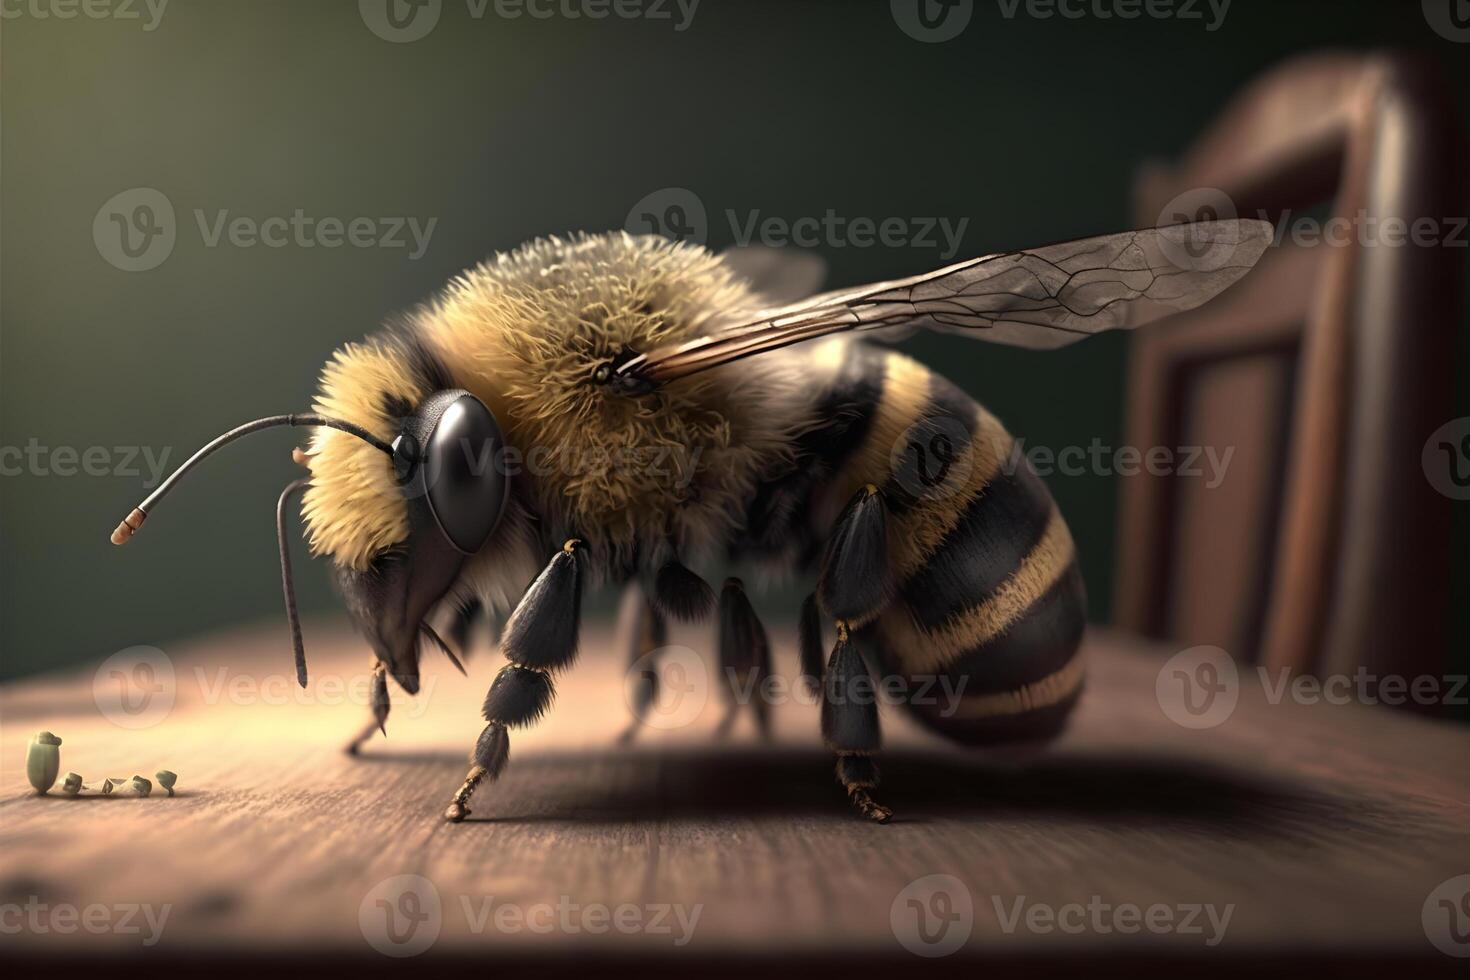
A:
[611,220,1273,392]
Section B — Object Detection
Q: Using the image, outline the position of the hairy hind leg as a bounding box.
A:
[444,540,583,823]
[818,485,893,823]
[823,621,891,823]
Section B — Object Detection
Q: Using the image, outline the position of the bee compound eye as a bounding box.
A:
[422,395,509,554]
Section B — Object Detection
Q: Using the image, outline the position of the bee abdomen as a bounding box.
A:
[748,343,1086,744]
[840,353,1086,744]
[876,456,1087,743]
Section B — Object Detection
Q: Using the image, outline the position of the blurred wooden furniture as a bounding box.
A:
[1115,53,1465,691]
[2,621,1469,976]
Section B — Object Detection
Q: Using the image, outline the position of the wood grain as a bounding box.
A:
[1,619,1467,975]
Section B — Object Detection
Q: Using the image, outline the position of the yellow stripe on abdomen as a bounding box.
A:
[882,505,1077,675]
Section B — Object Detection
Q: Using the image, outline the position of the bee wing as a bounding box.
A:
[719,244,828,305]
[614,220,1273,391]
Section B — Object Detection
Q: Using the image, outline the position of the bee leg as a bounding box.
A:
[837,754,890,824]
[814,484,892,820]
[798,593,825,699]
[822,620,891,824]
[444,540,583,823]
[617,580,668,745]
[652,557,715,623]
[752,613,773,742]
[345,660,390,756]
[818,484,891,623]
[714,578,773,741]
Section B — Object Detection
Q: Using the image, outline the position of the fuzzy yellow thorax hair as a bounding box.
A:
[302,233,814,574]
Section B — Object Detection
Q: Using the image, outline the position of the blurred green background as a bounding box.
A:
[2,0,1466,680]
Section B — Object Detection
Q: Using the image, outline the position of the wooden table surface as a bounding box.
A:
[2,617,1468,976]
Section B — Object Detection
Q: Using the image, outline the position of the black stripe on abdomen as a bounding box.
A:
[936,563,1086,697]
[884,564,1087,745]
[898,460,1055,632]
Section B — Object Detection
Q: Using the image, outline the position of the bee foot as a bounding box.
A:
[849,788,893,824]
[345,730,374,756]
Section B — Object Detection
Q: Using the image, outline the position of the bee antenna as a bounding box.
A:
[277,477,312,688]
[109,413,394,546]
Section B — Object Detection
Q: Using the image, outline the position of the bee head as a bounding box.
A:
[109,340,511,692]
[322,387,510,692]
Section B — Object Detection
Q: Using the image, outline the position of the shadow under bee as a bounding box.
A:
[355,745,1389,840]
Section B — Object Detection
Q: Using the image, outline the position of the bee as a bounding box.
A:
[110,221,1270,823]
